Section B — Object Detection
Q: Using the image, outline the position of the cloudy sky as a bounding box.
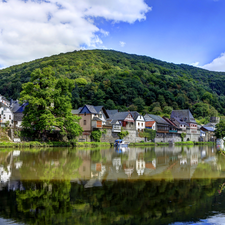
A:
[1,0,225,71]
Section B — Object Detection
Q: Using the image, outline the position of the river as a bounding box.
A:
[0,145,225,225]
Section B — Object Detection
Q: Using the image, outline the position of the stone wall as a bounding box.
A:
[155,132,182,143]
[100,129,145,143]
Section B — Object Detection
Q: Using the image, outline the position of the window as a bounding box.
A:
[99,114,102,118]
[9,115,11,120]
[3,115,5,119]
[141,123,143,127]
[84,112,86,116]
[138,123,140,126]
[83,120,86,125]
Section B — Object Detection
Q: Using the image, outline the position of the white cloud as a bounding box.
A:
[0,0,151,67]
[202,52,225,72]
[120,41,126,47]
[190,62,199,67]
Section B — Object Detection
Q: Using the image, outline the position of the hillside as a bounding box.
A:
[0,49,225,122]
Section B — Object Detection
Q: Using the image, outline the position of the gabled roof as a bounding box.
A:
[162,117,178,127]
[147,114,170,125]
[79,105,109,118]
[10,100,21,113]
[170,109,196,124]
[15,103,28,113]
[109,112,132,121]
[106,110,118,116]
[80,105,97,114]
[94,106,109,118]
[201,126,215,132]
[129,111,142,121]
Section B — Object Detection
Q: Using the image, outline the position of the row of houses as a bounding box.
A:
[0,93,217,143]
[72,104,218,143]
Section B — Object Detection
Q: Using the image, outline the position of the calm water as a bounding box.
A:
[0,145,225,225]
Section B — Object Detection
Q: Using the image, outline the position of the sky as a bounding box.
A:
[1,0,225,71]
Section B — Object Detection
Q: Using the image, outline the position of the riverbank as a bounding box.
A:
[0,141,111,148]
[0,141,215,149]
[129,141,215,147]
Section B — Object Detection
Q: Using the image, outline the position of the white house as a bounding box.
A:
[130,111,145,132]
[0,102,14,127]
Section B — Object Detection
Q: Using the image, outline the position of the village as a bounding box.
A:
[0,94,218,144]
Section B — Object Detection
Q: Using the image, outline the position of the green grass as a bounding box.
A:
[75,142,111,147]
[129,142,155,147]
[156,142,170,146]
[175,141,194,146]
[0,141,71,148]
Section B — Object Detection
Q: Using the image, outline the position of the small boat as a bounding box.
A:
[114,139,130,148]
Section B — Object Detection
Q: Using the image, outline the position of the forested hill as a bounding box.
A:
[1,49,225,121]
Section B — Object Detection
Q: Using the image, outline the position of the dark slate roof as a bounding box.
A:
[15,103,28,113]
[0,102,9,109]
[111,119,120,124]
[79,105,97,114]
[147,114,170,125]
[129,111,141,121]
[109,112,130,121]
[106,110,118,116]
[10,101,21,113]
[202,126,215,132]
[170,110,196,123]
[92,117,102,121]
[94,106,103,114]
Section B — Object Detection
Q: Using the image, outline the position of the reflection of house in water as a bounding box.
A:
[77,151,91,180]
[112,157,121,172]
[136,152,145,176]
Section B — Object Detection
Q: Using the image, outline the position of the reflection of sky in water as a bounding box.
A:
[171,214,225,225]
[0,218,24,224]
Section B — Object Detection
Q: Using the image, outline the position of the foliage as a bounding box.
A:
[117,128,129,139]
[91,129,107,142]
[139,129,156,141]
[181,132,186,142]
[215,120,225,139]
[1,49,225,117]
[19,67,83,140]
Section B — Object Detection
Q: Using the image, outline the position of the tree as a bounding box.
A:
[163,106,173,115]
[215,120,225,139]
[133,97,145,112]
[20,67,83,140]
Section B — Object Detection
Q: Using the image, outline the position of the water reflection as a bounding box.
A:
[0,145,225,225]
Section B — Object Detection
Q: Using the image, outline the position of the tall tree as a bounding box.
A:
[20,67,83,140]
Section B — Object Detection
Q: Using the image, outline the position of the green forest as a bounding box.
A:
[1,49,225,123]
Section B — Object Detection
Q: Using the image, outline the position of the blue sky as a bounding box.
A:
[1,0,225,71]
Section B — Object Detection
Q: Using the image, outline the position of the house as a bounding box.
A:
[144,114,182,142]
[72,105,109,132]
[200,126,216,142]
[130,111,145,132]
[12,102,28,128]
[107,112,135,130]
[0,102,14,127]
[170,110,200,142]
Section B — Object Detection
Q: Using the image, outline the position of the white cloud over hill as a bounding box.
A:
[0,0,151,67]
[203,52,225,72]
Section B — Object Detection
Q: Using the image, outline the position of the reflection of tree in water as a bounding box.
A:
[1,178,225,225]
[18,149,83,180]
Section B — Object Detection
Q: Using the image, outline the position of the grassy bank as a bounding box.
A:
[75,142,111,147]
[129,142,155,147]
[0,141,71,148]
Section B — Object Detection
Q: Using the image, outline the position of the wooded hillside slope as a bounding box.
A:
[1,49,225,122]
